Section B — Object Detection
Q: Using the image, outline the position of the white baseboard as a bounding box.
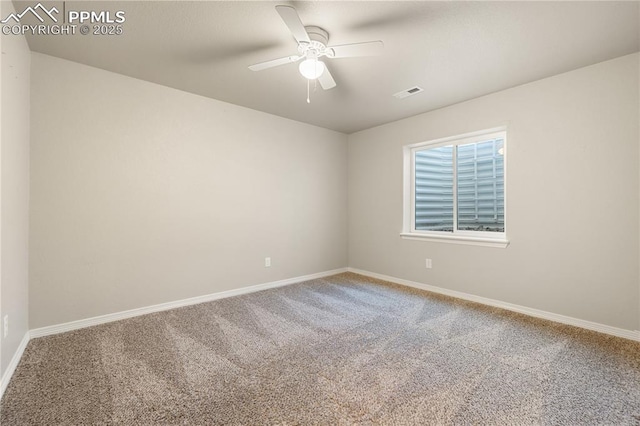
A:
[348,267,640,342]
[4,265,636,404]
[1,268,346,401]
[0,331,30,401]
[30,267,348,339]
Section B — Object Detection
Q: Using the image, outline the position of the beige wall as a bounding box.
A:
[29,53,347,329]
[348,53,640,331]
[21,49,640,334]
[1,1,30,378]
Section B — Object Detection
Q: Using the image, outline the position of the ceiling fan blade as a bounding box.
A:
[318,66,336,90]
[327,41,384,58]
[275,5,310,44]
[249,55,301,71]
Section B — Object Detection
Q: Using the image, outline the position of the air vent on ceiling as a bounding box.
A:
[393,86,424,99]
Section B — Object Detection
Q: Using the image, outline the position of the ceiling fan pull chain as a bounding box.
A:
[307,78,311,104]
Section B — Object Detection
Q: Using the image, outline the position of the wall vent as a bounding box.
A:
[393,86,424,99]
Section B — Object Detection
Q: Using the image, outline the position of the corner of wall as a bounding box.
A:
[0,0,31,386]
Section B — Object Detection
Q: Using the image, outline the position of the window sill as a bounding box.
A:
[400,232,509,248]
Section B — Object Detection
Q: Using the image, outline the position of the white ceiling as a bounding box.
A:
[17,1,640,133]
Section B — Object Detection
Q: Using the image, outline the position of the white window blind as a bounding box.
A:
[415,146,453,231]
[456,139,504,232]
[413,133,505,234]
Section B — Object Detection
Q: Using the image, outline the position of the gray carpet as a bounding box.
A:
[1,272,640,425]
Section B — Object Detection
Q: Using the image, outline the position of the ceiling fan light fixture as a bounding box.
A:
[299,58,326,80]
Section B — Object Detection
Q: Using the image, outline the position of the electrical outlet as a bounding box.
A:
[265,257,271,267]
[425,259,432,269]
[3,315,8,338]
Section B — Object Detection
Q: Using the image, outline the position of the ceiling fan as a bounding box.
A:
[249,5,384,96]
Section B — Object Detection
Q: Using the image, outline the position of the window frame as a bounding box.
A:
[401,127,509,248]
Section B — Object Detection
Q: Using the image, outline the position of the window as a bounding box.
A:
[402,128,508,247]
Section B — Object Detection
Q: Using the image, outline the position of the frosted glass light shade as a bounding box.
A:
[299,59,326,79]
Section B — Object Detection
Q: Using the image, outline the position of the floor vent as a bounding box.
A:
[393,86,424,99]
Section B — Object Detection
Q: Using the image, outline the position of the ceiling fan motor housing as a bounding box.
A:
[299,26,331,57]
[305,26,329,46]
